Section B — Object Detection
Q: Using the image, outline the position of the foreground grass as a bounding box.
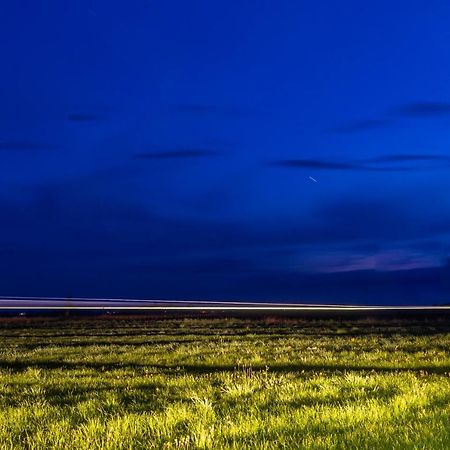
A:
[0,316,450,449]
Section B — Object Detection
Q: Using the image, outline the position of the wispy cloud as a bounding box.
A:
[270,159,361,170]
[390,101,450,117]
[270,158,416,172]
[328,101,450,134]
[366,154,450,163]
[303,250,442,274]
[271,154,450,172]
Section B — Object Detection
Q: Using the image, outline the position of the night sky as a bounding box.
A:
[1,0,450,304]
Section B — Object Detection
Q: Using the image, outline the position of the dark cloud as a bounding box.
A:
[174,104,254,117]
[367,154,450,163]
[271,154,450,172]
[391,101,450,117]
[0,141,58,150]
[270,159,361,170]
[329,119,391,133]
[133,149,219,159]
[230,263,450,305]
[0,171,449,303]
[67,113,101,122]
[269,158,415,172]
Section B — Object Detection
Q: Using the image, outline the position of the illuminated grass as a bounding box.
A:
[0,317,450,449]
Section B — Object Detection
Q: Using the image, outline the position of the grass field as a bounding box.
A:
[1,315,450,449]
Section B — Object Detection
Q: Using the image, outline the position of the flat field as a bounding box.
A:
[1,315,450,449]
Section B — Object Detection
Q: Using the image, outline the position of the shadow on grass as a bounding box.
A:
[0,337,214,350]
[2,327,450,339]
[0,360,448,375]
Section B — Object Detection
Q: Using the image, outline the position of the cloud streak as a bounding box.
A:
[327,101,450,135]
[270,158,416,172]
[271,154,450,172]
[271,159,361,170]
[366,154,450,163]
[390,101,450,117]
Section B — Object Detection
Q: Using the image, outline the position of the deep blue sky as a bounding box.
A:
[1,0,450,304]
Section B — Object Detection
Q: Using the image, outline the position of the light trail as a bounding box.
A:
[0,305,450,311]
[0,296,369,308]
[1,297,448,314]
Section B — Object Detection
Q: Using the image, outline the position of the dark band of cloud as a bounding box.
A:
[367,154,450,163]
[133,149,219,159]
[270,155,450,172]
[327,101,450,135]
[271,159,361,170]
[390,102,450,117]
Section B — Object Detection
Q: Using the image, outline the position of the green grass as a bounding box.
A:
[1,316,450,449]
